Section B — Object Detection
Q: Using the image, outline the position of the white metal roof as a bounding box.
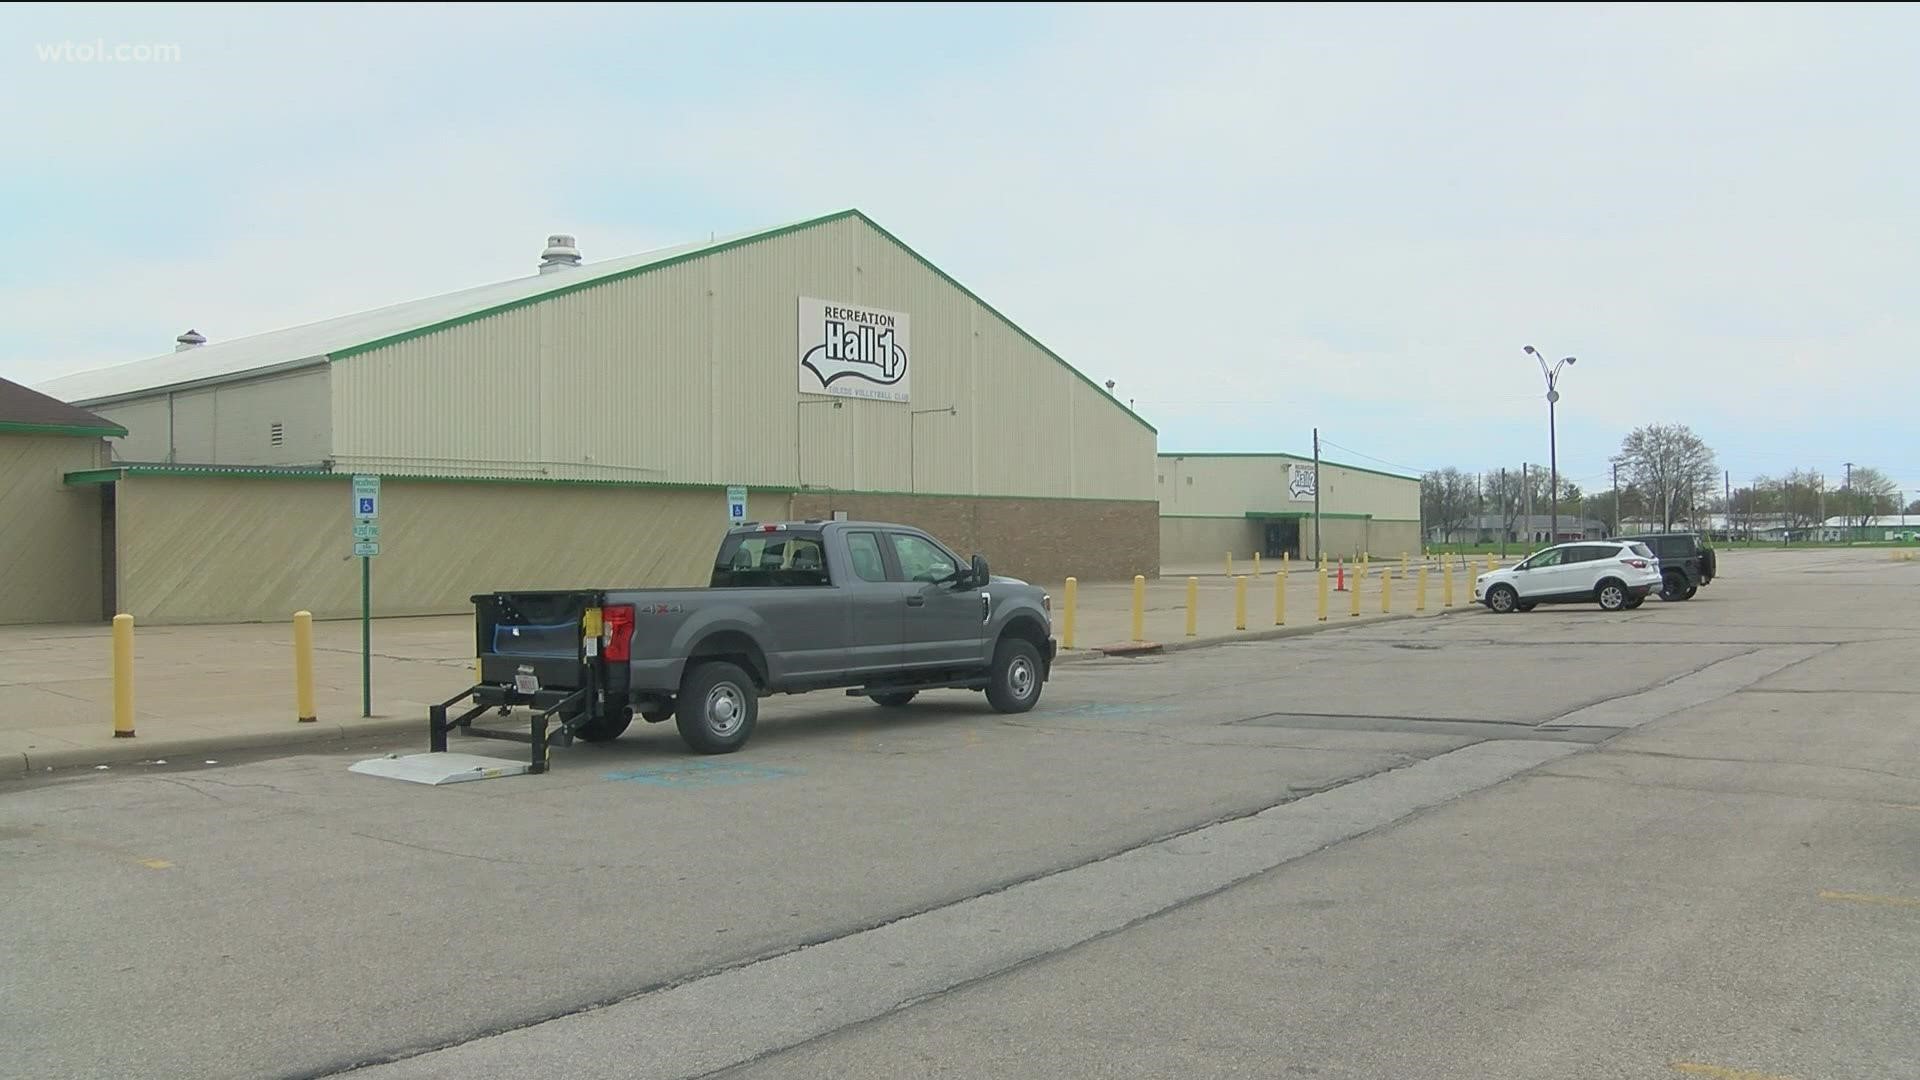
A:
[34,219,807,406]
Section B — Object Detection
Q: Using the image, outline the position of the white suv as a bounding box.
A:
[1474,541,1662,614]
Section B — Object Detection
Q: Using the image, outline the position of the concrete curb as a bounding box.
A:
[7,717,421,779]
[1054,605,1478,664]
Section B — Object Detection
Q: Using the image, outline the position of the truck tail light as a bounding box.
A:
[1622,558,1648,569]
[602,604,636,662]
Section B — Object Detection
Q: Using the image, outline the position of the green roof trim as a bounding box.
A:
[62,464,1154,505]
[1158,451,1418,483]
[329,209,1155,436]
[0,419,127,439]
[794,485,1153,506]
[64,463,800,494]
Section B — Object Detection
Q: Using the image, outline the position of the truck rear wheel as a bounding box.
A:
[986,638,1044,714]
[869,691,918,707]
[675,661,757,754]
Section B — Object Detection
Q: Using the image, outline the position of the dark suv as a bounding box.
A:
[1626,532,1717,601]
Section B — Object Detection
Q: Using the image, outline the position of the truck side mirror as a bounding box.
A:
[969,554,990,588]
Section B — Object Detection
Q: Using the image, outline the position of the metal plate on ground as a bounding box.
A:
[349,752,530,785]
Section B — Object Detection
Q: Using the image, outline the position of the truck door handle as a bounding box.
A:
[905,596,925,607]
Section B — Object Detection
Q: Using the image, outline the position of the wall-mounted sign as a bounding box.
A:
[726,485,748,525]
[798,297,910,403]
[1288,463,1318,503]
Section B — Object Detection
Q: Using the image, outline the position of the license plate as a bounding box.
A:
[514,670,540,695]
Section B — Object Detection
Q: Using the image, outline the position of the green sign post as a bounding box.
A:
[352,476,380,717]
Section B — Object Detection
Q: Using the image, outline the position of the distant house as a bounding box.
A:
[1816,515,1918,542]
[1427,513,1607,545]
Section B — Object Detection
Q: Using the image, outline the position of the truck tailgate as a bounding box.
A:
[474,590,602,702]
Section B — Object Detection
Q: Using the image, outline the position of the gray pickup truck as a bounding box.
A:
[434,520,1056,763]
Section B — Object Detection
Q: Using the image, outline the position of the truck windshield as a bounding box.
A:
[711,532,832,588]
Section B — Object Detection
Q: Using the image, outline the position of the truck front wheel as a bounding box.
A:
[676,661,757,754]
[986,638,1044,714]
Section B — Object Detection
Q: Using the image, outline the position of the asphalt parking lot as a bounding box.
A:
[3,548,1916,1080]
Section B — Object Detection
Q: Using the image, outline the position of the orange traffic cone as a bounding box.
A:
[1335,558,1347,591]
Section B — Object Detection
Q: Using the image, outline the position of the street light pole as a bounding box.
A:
[1524,346,1577,543]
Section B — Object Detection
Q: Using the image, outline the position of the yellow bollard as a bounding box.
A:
[1401,552,1409,579]
[1382,569,1392,613]
[1350,568,1363,617]
[1317,568,1329,622]
[1186,576,1199,637]
[1131,575,1146,642]
[112,613,134,738]
[1444,562,1455,607]
[1226,552,1233,577]
[1062,577,1078,649]
[1253,552,1261,578]
[294,610,317,723]
[1234,575,1248,630]
[1486,552,1496,575]
[1417,566,1429,611]
[1282,551,1289,572]
[1274,570,1286,625]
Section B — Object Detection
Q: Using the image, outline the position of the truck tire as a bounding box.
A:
[1660,571,1688,601]
[573,706,633,743]
[675,661,757,754]
[985,638,1044,714]
[869,691,918,707]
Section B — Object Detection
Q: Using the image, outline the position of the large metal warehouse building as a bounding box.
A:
[1156,452,1421,566]
[33,210,1159,623]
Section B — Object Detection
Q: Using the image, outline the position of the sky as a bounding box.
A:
[5,3,1918,500]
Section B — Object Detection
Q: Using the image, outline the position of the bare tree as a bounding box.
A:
[1617,424,1718,530]
[1421,468,1478,542]
[1840,465,1900,528]
[1484,466,1581,539]
[1779,469,1827,532]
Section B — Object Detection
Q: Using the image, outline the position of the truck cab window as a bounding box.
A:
[711,533,831,587]
[846,531,888,583]
[889,533,957,584]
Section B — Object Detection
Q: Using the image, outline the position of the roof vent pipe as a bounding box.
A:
[175,329,207,351]
[539,234,581,273]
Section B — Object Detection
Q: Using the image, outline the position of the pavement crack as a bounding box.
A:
[137,776,228,802]
[1531,769,1920,806]
[347,831,533,866]
[1592,747,1920,783]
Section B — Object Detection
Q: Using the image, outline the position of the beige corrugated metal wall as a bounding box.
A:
[0,435,106,624]
[1156,455,1419,519]
[330,216,1155,500]
[1158,517,1262,569]
[113,474,788,623]
[94,367,331,466]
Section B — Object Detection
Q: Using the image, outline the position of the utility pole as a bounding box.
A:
[1612,461,1621,538]
[1312,427,1321,562]
[1523,462,1532,544]
[1724,470,1731,542]
[1499,467,1508,558]
[1843,461,1854,539]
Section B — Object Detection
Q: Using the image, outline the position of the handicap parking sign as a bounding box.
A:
[359,497,375,515]
[726,485,748,525]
